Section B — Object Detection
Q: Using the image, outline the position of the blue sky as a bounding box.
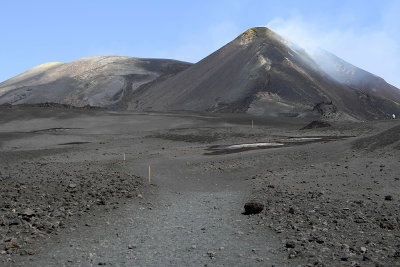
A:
[1,0,399,87]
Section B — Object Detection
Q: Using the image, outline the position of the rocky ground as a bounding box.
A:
[0,159,143,257]
[0,106,399,266]
[251,137,400,266]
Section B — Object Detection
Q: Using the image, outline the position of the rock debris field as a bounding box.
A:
[0,105,399,266]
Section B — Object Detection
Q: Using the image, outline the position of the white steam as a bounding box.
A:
[267,16,400,88]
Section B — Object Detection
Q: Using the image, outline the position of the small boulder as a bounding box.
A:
[96,199,106,205]
[243,202,264,215]
[6,239,20,250]
[20,208,35,217]
[340,253,349,261]
[394,251,400,258]
[285,241,296,248]
[207,251,216,259]
[384,195,393,201]
[128,244,136,249]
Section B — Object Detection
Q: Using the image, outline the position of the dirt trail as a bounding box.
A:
[13,154,284,266]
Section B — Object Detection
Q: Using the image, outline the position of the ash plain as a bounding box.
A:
[0,105,399,266]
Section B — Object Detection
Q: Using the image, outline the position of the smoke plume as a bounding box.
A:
[267,16,400,88]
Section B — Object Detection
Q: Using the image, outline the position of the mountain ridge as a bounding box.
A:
[0,55,192,107]
[130,27,400,120]
[0,27,399,120]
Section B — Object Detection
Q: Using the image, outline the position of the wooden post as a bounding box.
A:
[149,165,151,184]
[252,120,254,129]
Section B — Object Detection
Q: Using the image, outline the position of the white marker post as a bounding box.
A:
[252,120,254,129]
[148,165,151,185]
[123,153,126,162]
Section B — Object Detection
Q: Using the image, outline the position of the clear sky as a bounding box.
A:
[1,0,399,87]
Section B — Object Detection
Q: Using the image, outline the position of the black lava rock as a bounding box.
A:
[243,202,264,215]
[286,241,296,248]
[384,195,393,201]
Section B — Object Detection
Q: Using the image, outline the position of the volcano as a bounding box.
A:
[1,27,399,120]
[0,56,191,107]
[131,27,400,120]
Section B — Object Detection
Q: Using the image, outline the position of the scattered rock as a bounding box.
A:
[394,251,400,258]
[341,244,350,251]
[128,244,136,249]
[384,195,393,201]
[379,221,394,230]
[96,199,106,205]
[288,207,295,214]
[288,252,297,259]
[19,208,35,217]
[362,254,370,261]
[340,253,349,261]
[6,239,20,250]
[0,145,144,259]
[19,249,34,256]
[286,241,296,248]
[207,251,216,259]
[243,202,264,215]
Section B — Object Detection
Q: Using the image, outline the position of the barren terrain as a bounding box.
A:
[0,105,399,266]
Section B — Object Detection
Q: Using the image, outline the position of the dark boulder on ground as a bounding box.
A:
[242,202,264,215]
[385,195,393,201]
[285,241,296,248]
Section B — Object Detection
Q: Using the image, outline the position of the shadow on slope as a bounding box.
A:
[352,124,400,151]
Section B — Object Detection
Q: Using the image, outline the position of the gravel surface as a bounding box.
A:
[0,106,399,266]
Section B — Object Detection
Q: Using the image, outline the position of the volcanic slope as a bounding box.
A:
[0,56,191,107]
[309,49,400,101]
[131,27,400,120]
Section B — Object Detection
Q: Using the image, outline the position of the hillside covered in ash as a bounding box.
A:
[1,27,399,121]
